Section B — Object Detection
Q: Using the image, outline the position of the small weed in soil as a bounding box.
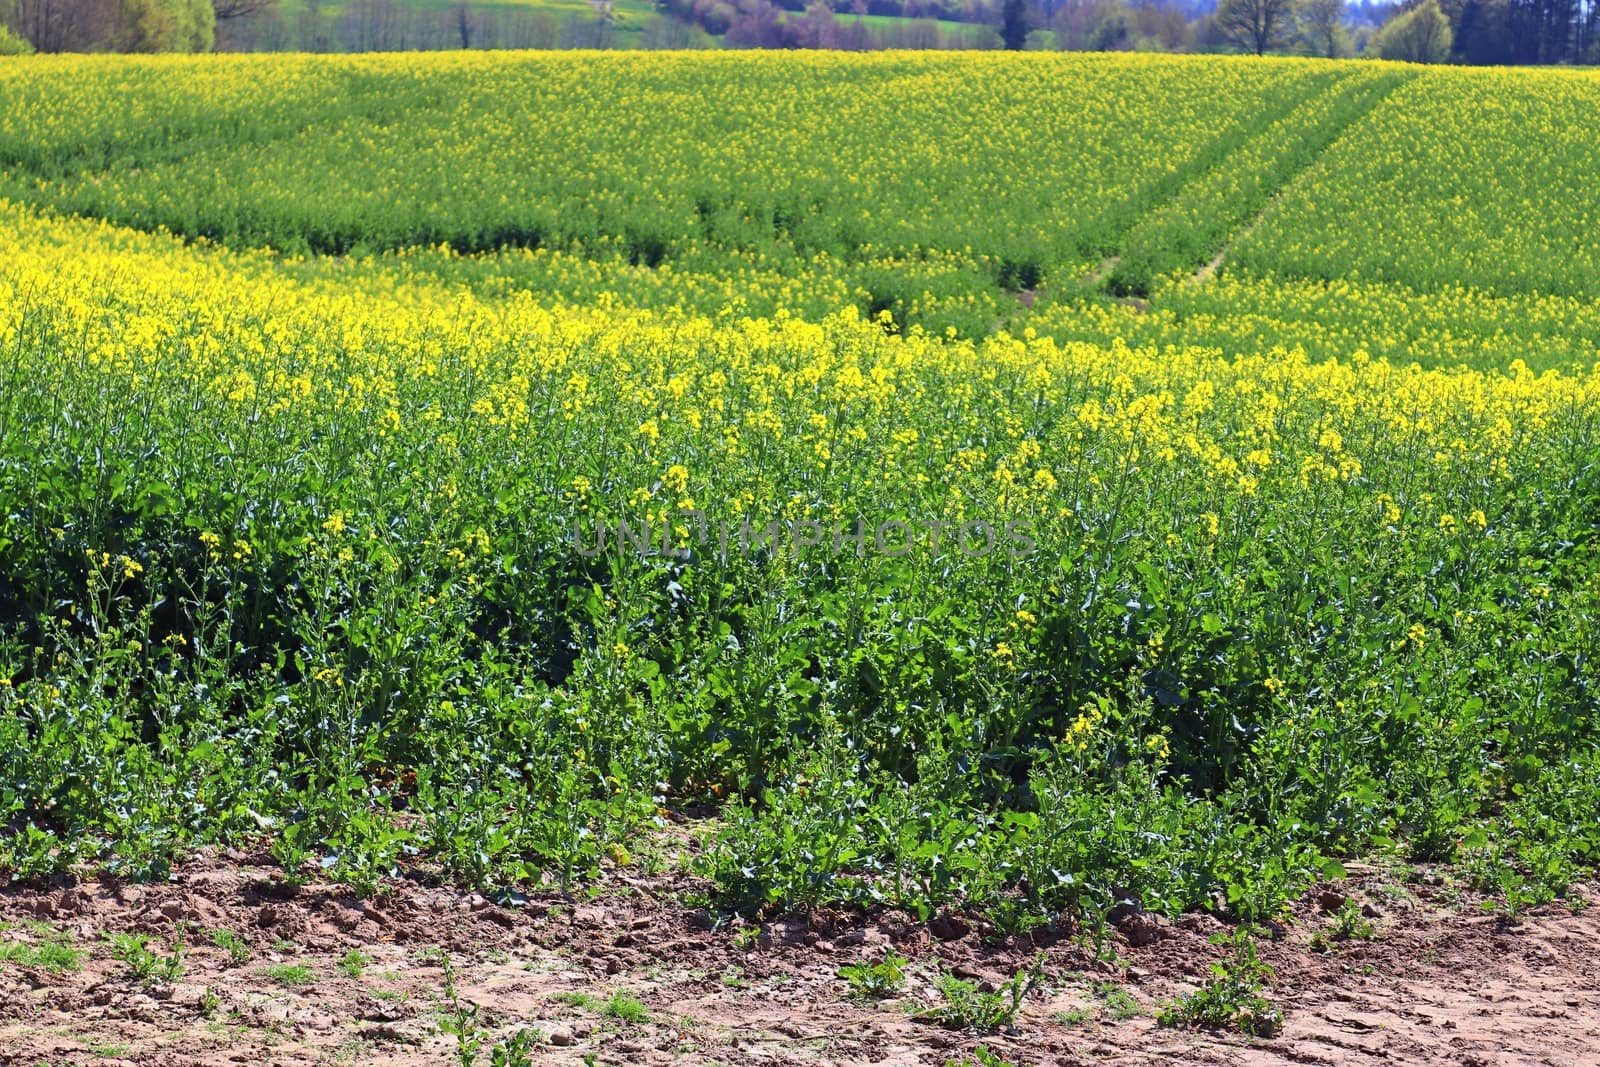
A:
[261,962,316,988]
[1157,927,1282,1037]
[920,956,1043,1033]
[1091,978,1142,1020]
[603,989,650,1023]
[109,933,184,986]
[1055,1006,1092,1026]
[552,988,649,1024]
[440,1000,483,1067]
[1313,899,1377,952]
[552,990,605,1012]
[0,924,82,974]
[838,950,910,998]
[490,1028,539,1067]
[339,949,371,977]
[436,954,485,1066]
[945,1046,1018,1067]
[211,928,251,965]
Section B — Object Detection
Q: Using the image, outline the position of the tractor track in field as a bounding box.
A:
[1181,72,1408,291]
[1036,70,1404,316]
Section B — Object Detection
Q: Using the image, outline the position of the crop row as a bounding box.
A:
[0,53,1350,315]
[1228,66,1600,299]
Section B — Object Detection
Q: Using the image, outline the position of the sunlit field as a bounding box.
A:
[1,53,1597,937]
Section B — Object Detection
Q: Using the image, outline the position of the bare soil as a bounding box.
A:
[1,855,1595,1067]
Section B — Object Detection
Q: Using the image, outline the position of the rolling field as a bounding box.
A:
[1,51,1599,1064]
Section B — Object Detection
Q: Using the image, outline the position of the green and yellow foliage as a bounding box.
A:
[0,23,33,54]
[118,0,216,53]
[0,53,1596,924]
[1372,0,1452,64]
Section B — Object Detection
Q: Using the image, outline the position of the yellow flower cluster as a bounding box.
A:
[3,200,1593,569]
[1066,699,1105,754]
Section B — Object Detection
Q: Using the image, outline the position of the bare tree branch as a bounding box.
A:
[1215,0,1298,54]
[213,0,278,22]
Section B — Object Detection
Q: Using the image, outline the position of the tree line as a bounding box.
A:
[2,0,213,51]
[220,0,628,54]
[1195,0,1595,61]
[2,0,1596,63]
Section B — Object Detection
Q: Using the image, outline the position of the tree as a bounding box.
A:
[558,11,612,46]
[1505,0,1579,62]
[1373,0,1451,59]
[891,15,941,47]
[0,18,34,50]
[105,0,214,50]
[1447,0,1516,62]
[3,0,213,50]
[793,0,835,45]
[1298,0,1353,53]
[1133,1,1193,49]
[4,0,91,50]
[298,0,330,50]
[1051,0,1111,49]
[211,0,275,20]
[1090,4,1129,46]
[1215,0,1297,52]
[997,0,1031,48]
[641,13,712,46]
[723,0,792,45]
